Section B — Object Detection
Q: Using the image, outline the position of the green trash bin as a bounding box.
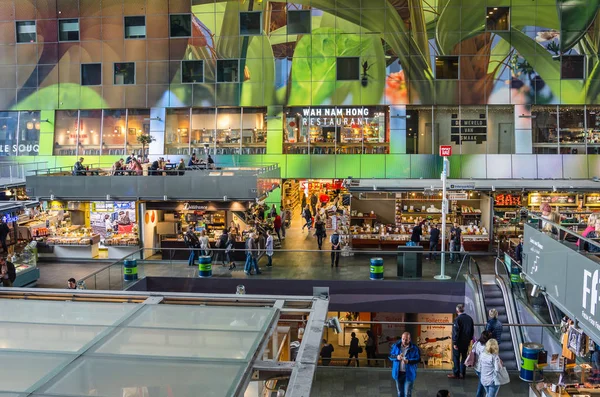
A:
[123,260,138,281]
[370,257,384,280]
[520,342,543,382]
[198,255,212,278]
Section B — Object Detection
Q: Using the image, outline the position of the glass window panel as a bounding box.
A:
[0,300,137,326]
[126,109,150,157]
[77,110,101,156]
[124,16,146,39]
[114,62,135,85]
[283,107,307,154]
[216,107,241,155]
[435,56,459,79]
[0,112,18,157]
[58,18,79,41]
[561,55,585,79]
[489,105,515,154]
[169,14,192,37]
[54,110,79,155]
[127,305,273,331]
[191,107,216,154]
[165,108,190,155]
[406,106,434,154]
[81,63,101,86]
[0,352,71,393]
[16,21,36,43]
[532,105,558,153]
[217,59,239,83]
[558,105,585,154]
[182,60,204,83]
[486,7,510,31]
[0,323,107,353]
[94,327,260,360]
[17,110,40,156]
[239,11,262,36]
[586,106,600,154]
[241,107,266,154]
[102,109,126,156]
[336,57,360,81]
[41,357,245,397]
[287,10,310,34]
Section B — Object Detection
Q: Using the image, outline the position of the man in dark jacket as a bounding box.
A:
[183,227,200,267]
[389,332,421,397]
[410,221,422,244]
[320,339,334,366]
[449,303,474,379]
[515,235,523,264]
[72,157,85,176]
[0,256,16,287]
[0,219,10,253]
[429,224,440,260]
[346,331,361,367]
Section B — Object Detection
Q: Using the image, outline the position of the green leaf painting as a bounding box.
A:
[557,0,600,52]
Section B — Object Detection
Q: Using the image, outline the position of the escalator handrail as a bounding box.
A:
[465,255,489,331]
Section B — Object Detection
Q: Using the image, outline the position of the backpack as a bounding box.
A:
[184,232,199,248]
[331,233,340,245]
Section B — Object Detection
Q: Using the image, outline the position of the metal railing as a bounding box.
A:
[0,161,47,183]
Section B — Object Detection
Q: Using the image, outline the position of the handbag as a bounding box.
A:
[357,346,363,354]
[494,360,510,386]
[465,346,477,367]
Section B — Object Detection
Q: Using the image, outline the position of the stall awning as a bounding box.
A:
[347,179,600,192]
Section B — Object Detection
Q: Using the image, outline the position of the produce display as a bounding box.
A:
[46,229,100,246]
[103,233,139,246]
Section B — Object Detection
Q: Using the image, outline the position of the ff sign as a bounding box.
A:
[439,145,452,157]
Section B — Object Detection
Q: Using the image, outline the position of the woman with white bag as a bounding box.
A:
[478,339,510,397]
[469,331,492,397]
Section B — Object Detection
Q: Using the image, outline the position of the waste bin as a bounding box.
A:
[123,260,138,282]
[520,342,544,382]
[397,245,423,279]
[370,257,384,280]
[198,255,212,278]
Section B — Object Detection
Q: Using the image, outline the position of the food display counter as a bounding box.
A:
[103,233,140,259]
[42,231,101,259]
[530,366,600,397]
[14,263,39,287]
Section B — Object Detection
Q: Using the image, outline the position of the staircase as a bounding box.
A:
[482,283,517,370]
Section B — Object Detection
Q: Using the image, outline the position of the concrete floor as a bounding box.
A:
[311,367,530,397]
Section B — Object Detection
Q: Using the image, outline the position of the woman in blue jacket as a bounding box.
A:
[389,332,421,397]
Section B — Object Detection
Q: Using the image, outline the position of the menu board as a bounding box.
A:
[528,194,578,207]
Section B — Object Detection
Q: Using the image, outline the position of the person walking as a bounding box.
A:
[0,256,16,288]
[320,339,334,366]
[301,194,307,216]
[314,216,326,249]
[485,309,503,345]
[448,303,474,379]
[183,226,200,267]
[389,332,421,397]
[410,220,422,245]
[478,339,505,397]
[215,230,229,266]
[265,232,274,267]
[199,230,210,257]
[273,213,282,241]
[269,204,277,218]
[280,206,287,239]
[346,332,361,367]
[429,223,440,260]
[244,234,261,275]
[365,330,377,366]
[310,193,318,216]
[302,205,312,231]
[450,223,462,263]
[472,331,492,397]
[0,218,10,254]
[330,229,341,268]
[515,235,523,263]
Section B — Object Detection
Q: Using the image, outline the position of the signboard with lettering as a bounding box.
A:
[449,184,475,190]
[450,115,487,144]
[439,145,452,157]
[494,194,522,207]
[447,192,468,201]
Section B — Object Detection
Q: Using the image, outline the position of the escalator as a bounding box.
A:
[482,283,518,369]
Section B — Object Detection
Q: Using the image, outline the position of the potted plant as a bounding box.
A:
[136,134,155,161]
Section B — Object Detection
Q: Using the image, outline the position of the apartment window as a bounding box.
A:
[170,14,192,37]
[435,56,459,79]
[182,60,204,83]
[288,10,311,35]
[486,7,510,31]
[114,62,135,85]
[561,55,585,79]
[16,21,36,43]
[58,19,79,41]
[336,57,360,81]
[124,16,146,39]
[217,60,239,83]
[81,63,101,86]
[240,12,262,35]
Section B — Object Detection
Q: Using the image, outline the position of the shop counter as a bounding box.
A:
[44,243,100,259]
[462,236,490,251]
[106,245,140,259]
[13,264,40,287]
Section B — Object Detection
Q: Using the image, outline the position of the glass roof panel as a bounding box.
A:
[0,352,72,393]
[93,327,260,360]
[0,323,108,353]
[126,305,274,331]
[0,300,137,326]
[40,357,246,397]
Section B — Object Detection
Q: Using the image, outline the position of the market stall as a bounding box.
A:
[349,191,490,251]
[90,201,139,258]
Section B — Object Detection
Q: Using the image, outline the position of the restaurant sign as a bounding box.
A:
[300,107,376,127]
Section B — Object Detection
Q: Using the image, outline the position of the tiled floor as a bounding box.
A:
[311,367,529,397]
[33,212,498,289]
